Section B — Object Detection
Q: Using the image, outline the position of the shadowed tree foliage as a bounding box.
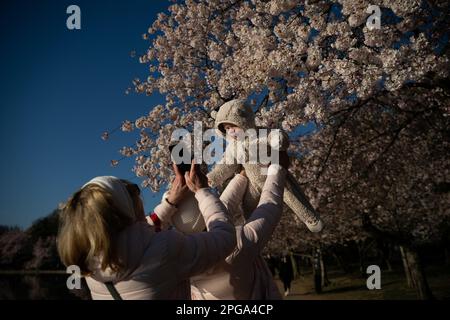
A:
[0,210,62,270]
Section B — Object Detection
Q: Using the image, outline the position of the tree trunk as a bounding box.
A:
[296,255,303,277]
[290,252,298,279]
[320,251,331,287]
[333,251,350,274]
[401,246,435,300]
[357,242,366,278]
[378,241,393,272]
[400,246,434,300]
[312,248,322,294]
[385,244,393,272]
[385,256,393,272]
[399,245,414,288]
[444,247,450,266]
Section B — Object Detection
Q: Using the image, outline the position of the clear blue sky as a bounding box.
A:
[0,0,170,228]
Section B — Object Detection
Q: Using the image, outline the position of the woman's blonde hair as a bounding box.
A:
[57,180,140,275]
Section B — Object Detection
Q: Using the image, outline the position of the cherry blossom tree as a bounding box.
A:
[110,0,448,189]
[293,81,449,298]
[25,236,59,270]
[0,229,33,269]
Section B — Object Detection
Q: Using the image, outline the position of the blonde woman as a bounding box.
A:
[57,163,236,300]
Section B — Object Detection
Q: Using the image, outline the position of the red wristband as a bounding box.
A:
[149,212,161,232]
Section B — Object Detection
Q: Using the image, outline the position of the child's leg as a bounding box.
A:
[241,182,261,219]
[283,174,323,232]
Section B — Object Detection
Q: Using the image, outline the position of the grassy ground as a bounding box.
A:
[275,266,450,300]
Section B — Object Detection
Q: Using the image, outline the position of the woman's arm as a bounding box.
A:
[173,163,237,278]
[219,172,248,216]
[238,164,287,255]
[146,194,178,230]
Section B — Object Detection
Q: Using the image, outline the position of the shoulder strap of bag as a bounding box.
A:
[104,281,123,300]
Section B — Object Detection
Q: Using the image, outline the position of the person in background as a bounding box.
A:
[279,251,294,296]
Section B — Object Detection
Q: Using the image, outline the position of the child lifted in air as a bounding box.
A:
[207,99,323,232]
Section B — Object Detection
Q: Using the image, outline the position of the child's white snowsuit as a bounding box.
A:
[208,99,323,232]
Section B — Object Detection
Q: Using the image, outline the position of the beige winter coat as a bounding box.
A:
[208,99,323,232]
[190,165,286,300]
[85,189,236,300]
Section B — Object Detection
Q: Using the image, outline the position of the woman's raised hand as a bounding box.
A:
[185,160,209,193]
[166,163,189,206]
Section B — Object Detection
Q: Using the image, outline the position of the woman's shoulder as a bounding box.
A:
[117,222,183,260]
[142,228,186,258]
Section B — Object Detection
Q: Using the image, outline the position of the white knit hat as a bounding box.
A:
[82,176,136,221]
[214,99,256,137]
[164,191,206,234]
